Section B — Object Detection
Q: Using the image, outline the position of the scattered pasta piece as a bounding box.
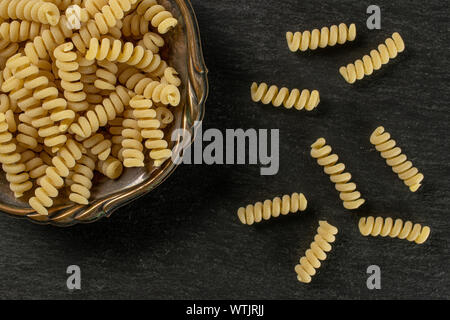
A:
[287,23,356,52]
[339,32,405,84]
[311,138,365,210]
[359,216,430,244]
[237,192,307,225]
[251,82,320,111]
[295,221,338,283]
[370,126,423,192]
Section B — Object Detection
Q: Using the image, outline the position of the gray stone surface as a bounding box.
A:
[0,0,448,299]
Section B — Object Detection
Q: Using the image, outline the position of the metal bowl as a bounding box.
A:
[0,0,208,226]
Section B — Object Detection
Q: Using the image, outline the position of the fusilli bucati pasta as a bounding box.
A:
[287,23,356,52]
[251,82,320,111]
[237,192,307,225]
[339,32,405,84]
[311,138,365,210]
[370,126,423,192]
[359,216,430,244]
[295,221,338,283]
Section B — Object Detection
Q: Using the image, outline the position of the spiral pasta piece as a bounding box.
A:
[24,15,73,65]
[0,40,19,61]
[237,192,308,225]
[80,133,112,161]
[311,138,365,210]
[138,32,164,53]
[0,20,47,42]
[287,23,356,52]
[121,117,145,167]
[118,67,180,106]
[54,43,86,119]
[370,126,423,192]
[129,95,171,166]
[339,32,405,84]
[22,150,48,181]
[77,56,99,108]
[4,53,52,151]
[163,67,181,87]
[155,106,174,129]
[0,112,33,197]
[69,85,133,138]
[95,60,118,91]
[0,0,60,26]
[97,155,123,179]
[29,138,84,215]
[83,0,109,17]
[295,221,338,283]
[359,216,430,244]
[71,18,122,54]
[85,38,167,76]
[122,13,149,38]
[251,82,320,111]
[137,0,178,34]
[69,155,95,205]
[108,116,124,159]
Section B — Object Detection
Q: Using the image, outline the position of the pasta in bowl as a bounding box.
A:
[0,0,208,226]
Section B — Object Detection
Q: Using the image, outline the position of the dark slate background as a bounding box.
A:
[0,0,448,299]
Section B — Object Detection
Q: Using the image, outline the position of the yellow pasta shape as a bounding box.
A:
[29,139,85,215]
[155,106,174,129]
[24,15,73,65]
[0,113,33,197]
[4,53,55,151]
[138,32,165,53]
[118,67,180,106]
[129,95,171,167]
[287,23,356,52]
[0,0,60,26]
[339,32,405,84]
[54,43,86,116]
[80,133,112,161]
[163,67,181,87]
[97,155,123,180]
[370,126,424,192]
[0,20,47,42]
[22,150,48,181]
[137,0,178,34]
[251,82,320,111]
[95,60,118,91]
[295,221,338,283]
[121,117,145,168]
[70,0,136,53]
[83,0,109,17]
[108,117,125,160]
[77,56,99,109]
[311,138,365,210]
[71,19,122,54]
[85,38,166,75]
[122,13,149,38]
[69,85,134,138]
[359,216,430,245]
[237,192,308,225]
[69,155,95,205]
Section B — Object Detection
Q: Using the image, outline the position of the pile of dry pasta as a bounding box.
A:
[0,0,182,215]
